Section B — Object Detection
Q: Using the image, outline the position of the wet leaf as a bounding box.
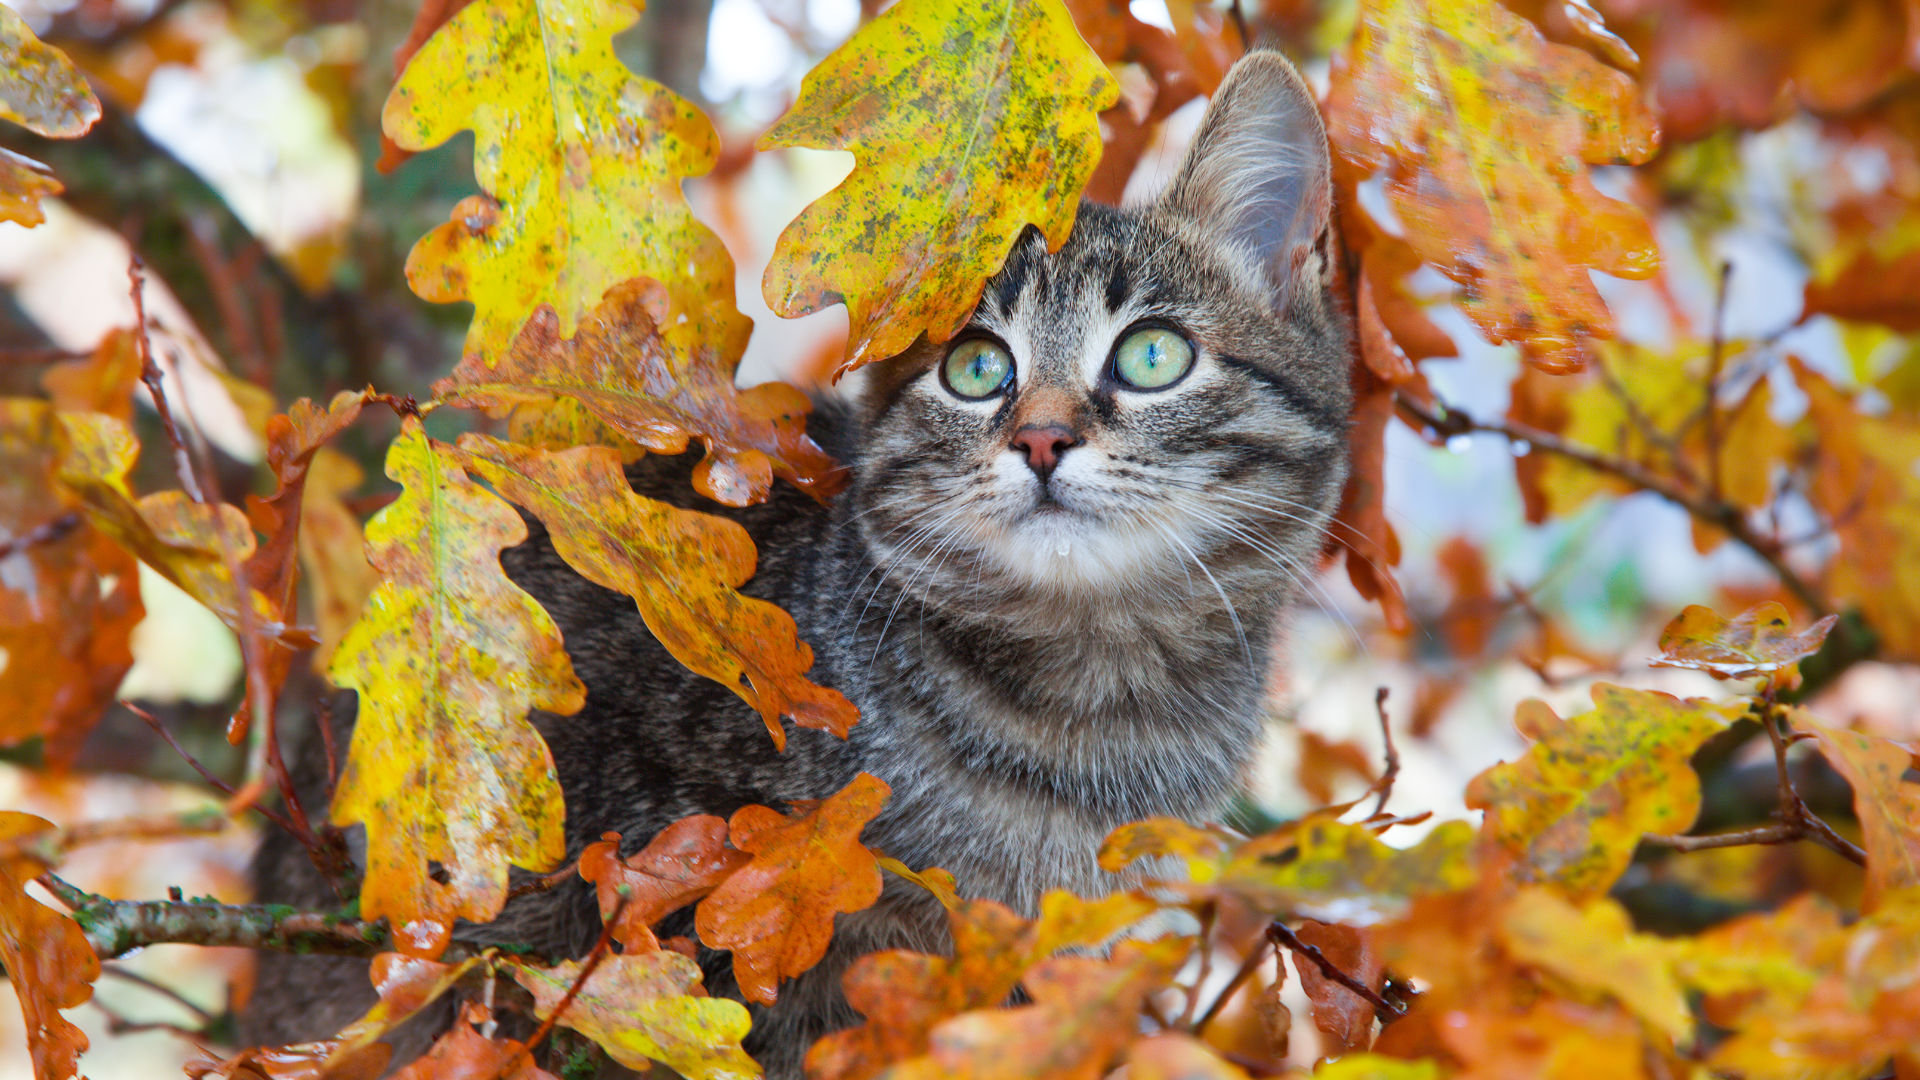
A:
[696,772,889,1004]
[1802,719,1920,911]
[385,0,749,364]
[455,434,856,748]
[1466,684,1744,899]
[329,420,585,956]
[760,0,1118,371]
[0,401,142,767]
[0,5,100,137]
[579,817,747,951]
[512,950,756,1080]
[438,278,843,507]
[1653,602,1838,688]
[0,811,97,1080]
[0,147,61,228]
[876,937,1190,1080]
[1326,0,1659,371]
[389,1004,555,1080]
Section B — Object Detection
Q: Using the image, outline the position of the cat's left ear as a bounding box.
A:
[1161,50,1333,314]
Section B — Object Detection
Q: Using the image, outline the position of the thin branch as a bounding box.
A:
[0,513,82,561]
[1372,686,1400,817]
[43,873,533,964]
[1193,937,1270,1034]
[522,897,627,1057]
[1642,823,1802,852]
[129,259,206,506]
[1393,390,1828,615]
[505,858,584,903]
[1177,901,1217,1028]
[98,965,218,1025]
[1268,922,1405,1020]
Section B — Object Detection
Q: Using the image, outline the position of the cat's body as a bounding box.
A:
[243,52,1354,1078]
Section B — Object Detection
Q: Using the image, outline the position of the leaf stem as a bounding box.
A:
[1268,922,1404,1020]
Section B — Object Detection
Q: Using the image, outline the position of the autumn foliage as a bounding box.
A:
[2,0,1920,1078]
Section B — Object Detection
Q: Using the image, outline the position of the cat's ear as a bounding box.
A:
[1162,51,1333,313]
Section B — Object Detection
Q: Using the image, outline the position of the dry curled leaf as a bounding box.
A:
[1326,0,1659,371]
[1653,602,1838,688]
[385,0,749,364]
[512,950,756,1080]
[455,434,856,748]
[437,277,843,507]
[329,421,585,956]
[760,0,1118,371]
[1466,684,1745,899]
[1293,921,1384,1055]
[695,772,889,1005]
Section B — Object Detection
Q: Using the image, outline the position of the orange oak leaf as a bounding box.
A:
[1802,719,1920,912]
[41,328,142,422]
[389,1004,555,1080]
[1466,684,1745,899]
[511,950,756,1079]
[328,421,585,956]
[759,0,1118,371]
[0,812,97,1080]
[1126,1033,1251,1080]
[456,434,856,748]
[0,401,142,768]
[876,936,1191,1080]
[437,278,844,507]
[695,771,889,1005]
[1326,0,1659,372]
[1332,379,1407,632]
[579,817,748,951]
[0,148,61,228]
[383,0,749,366]
[1653,602,1838,689]
[1795,360,1920,659]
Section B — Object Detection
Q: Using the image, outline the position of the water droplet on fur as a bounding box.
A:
[1053,537,1071,558]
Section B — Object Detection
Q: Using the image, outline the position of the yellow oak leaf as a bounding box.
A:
[328,420,585,957]
[0,4,99,229]
[438,278,844,508]
[511,950,756,1080]
[760,0,1118,371]
[383,0,748,365]
[0,401,142,768]
[1310,1056,1442,1080]
[49,411,292,644]
[1802,719,1920,912]
[1326,0,1659,372]
[455,434,856,748]
[1466,684,1745,899]
[0,812,98,1080]
[695,772,889,1005]
[1497,888,1691,1044]
[296,447,376,673]
[877,936,1190,1080]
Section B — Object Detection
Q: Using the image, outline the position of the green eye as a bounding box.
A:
[942,338,1014,399]
[1113,327,1195,390]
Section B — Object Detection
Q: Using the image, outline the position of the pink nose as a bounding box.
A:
[1011,425,1080,475]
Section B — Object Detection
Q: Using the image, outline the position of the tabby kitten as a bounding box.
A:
[244,49,1353,1078]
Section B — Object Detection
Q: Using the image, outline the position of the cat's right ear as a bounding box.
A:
[1161,51,1333,315]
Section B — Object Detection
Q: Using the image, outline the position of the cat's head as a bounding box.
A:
[851,51,1352,605]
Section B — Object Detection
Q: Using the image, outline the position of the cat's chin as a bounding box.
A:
[975,505,1177,595]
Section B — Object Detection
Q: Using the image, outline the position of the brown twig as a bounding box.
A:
[1393,390,1827,615]
[0,513,82,560]
[1268,922,1404,1019]
[98,965,218,1025]
[1641,823,1803,852]
[1193,937,1270,1034]
[1177,901,1218,1028]
[1371,686,1400,816]
[129,259,205,505]
[505,858,584,902]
